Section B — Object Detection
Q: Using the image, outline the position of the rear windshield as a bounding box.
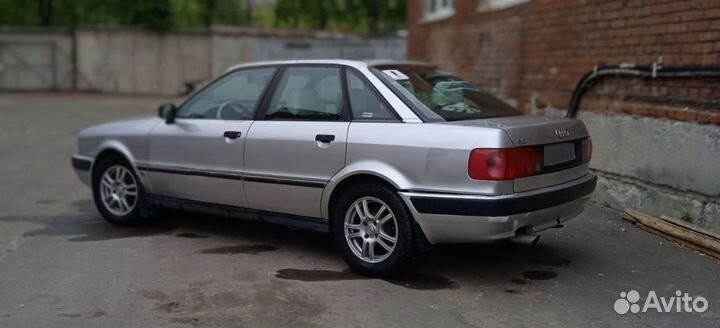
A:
[371,65,521,122]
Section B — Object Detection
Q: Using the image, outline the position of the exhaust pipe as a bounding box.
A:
[511,234,540,246]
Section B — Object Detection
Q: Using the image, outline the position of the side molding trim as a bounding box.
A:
[137,165,326,188]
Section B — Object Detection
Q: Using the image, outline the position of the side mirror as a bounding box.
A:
[158,103,176,124]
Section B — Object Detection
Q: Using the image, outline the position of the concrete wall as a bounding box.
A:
[583,111,720,197]
[0,28,407,95]
[0,29,74,91]
[536,107,720,233]
[75,29,211,95]
[209,34,407,76]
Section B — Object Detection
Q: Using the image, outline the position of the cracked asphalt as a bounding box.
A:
[0,92,718,327]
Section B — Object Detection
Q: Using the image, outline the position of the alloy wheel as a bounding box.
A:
[99,165,138,216]
[344,196,398,263]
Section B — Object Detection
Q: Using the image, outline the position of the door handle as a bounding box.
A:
[223,131,242,139]
[315,134,335,143]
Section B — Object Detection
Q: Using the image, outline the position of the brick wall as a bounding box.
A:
[408,0,720,124]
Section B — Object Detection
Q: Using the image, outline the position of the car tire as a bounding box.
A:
[92,155,149,226]
[331,181,417,277]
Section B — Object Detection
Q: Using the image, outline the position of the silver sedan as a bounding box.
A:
[72,59,596,276]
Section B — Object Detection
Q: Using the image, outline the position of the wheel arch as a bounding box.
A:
[90,142,148,191]
[321,161,413,221]
[324,166,432,268]
[93,149,127,176]
[326,173,396,217]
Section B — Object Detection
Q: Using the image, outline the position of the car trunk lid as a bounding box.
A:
[447,115,588,147]
[446,115,591,192]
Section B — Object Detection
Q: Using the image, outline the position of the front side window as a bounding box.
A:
[345,70,396,121]
[178,67,276,120]
[265,66,344,121]
[372,65,520,122]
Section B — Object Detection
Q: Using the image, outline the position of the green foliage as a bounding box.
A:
[0,0,176,30]
[0,0,40,25]
[0,0,405,33]
[274,0,406,33]
[125,0,174,30]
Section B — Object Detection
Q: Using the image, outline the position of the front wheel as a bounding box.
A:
[332,182,416,277]
[92,155,148,226]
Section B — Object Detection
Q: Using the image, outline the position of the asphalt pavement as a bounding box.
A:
[0,92,718,327]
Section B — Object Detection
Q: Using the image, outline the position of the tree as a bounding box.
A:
[245,0,253,26]
[130,0,173,31]
[202,0,216,28]
[273,0,405,34]
[0,0,405,33]
[364,0,380,35]
[38,0,53,26]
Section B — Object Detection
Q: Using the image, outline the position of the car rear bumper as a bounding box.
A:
[71,155,93,187]
[399,174,597,244]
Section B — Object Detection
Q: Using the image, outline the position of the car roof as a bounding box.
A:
[225,59,433,72]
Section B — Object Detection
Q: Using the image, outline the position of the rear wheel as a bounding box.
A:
[92,155,147,226]
[332,182,416,277]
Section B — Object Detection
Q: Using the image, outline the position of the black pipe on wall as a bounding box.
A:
[567,64,720,118]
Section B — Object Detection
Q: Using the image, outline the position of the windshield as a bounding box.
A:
[371,65,521,122]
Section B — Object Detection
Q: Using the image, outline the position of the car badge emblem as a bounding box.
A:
[554,128,570,138]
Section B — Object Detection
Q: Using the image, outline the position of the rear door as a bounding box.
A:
[147,66,277,207]
[243,65,350,218]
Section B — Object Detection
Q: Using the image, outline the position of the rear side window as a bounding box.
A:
[371,65,521,122]
[265,66,344,121]
[345,70,397,121]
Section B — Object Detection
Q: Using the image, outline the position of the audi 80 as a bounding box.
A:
[71,59,596,276]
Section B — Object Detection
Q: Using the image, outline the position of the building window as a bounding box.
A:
[423,0,454,22]
[477,0,529,12]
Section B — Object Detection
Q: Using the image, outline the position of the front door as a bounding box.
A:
[244,66,350,218]
[147,66,277,207]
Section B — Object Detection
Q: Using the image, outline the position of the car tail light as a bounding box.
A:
[468,147,537,180]
[582,137,592,163]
